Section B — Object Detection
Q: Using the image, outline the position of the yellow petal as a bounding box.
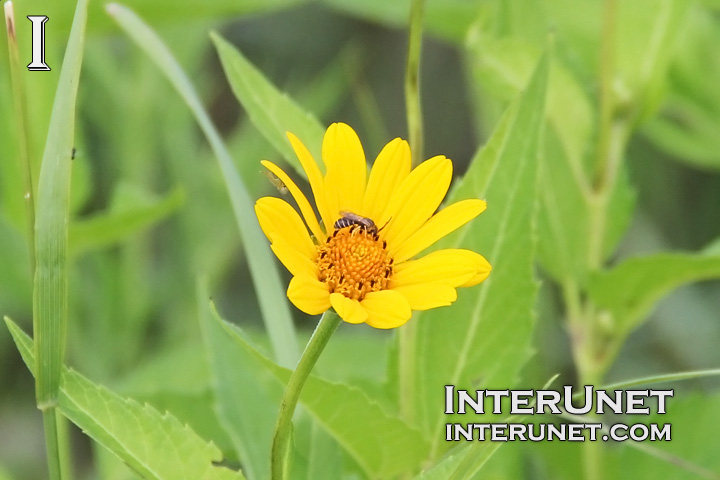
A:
[393,199,487,263]
[363,138,411,221]
[330,293,368,324]
[287,132,333,231]
[361,290,411,329]
[392,283,457,310]
[287,274,331,315]
[381,156,452,248]
[261,160,325,242]
[460,262,492,287]
[255,197,316,259]
[390,249,491,288]
[271,238,318,278]
[322,123,367,218]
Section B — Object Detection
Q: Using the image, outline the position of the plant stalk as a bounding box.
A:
[271,310,342,480]
[405,0,425,166]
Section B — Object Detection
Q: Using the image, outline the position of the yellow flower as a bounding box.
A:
[255,123,491,329]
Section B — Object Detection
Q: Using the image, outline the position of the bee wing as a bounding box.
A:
[339,210,363,221]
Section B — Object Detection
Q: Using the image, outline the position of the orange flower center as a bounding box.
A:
[317,225,393,301]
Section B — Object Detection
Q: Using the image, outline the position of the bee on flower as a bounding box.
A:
[255,123,491,329]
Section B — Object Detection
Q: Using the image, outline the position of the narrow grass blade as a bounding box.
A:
[33,0,89,411]
[28,1,90,476]
[4,1,36,272]
[106,3,299,368]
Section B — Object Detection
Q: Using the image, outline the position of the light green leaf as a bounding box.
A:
[537,128,635,284]
[5,317,244,480]
[466,27,636,284]
[417,442,503,480]
[588,242,720,334]
[32,0,89,409]
[465,29,595,284]
[198,281,281,480]
[107,3,299,369]
[642,8,720,170]
[614,0,690,123]
[466,31,592,169]
[211,32,325,178]
[409,49,548,459]
[606,393,720,479]
[213,310,431,478]
[69,183,184,257]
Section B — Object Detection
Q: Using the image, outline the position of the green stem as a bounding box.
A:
[271,310,342,480]
[405,0,425,166]
[4,1,36,274]
[42,409,62,480]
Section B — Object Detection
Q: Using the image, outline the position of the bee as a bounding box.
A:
[334,211,388,236]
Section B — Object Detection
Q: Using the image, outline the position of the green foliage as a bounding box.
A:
[212,306,430,478]
[6,318,244,480]
[212,33,326,177]
[408,50,548,462]
[32,0,89,410]
[589,243,720,334]
[69,183,184,257]
[107,2,299,369]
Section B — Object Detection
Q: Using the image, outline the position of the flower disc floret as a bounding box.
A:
[318,225,393,301]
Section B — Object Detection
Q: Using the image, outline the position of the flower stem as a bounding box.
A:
[271,310,342,480]
[581,1,619,478]
[42,409,62,480]
[405,0,425,166]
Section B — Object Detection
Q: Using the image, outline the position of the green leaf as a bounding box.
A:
[642,8,720,170]
[69,183,184,257]
[198,281,282,480]
[605,393,720,479]
[466,31,592,168]
[212,309,431,478]
[536,128,635,284]
[107,3,299,369]
[588,242,720,335]
[408,49,549,458]
[417,442,502,480]
[5,317,245,480]
[32,0,89,409]
[613,0,690,123]
[466,28,636,284]
[211,32,326,178]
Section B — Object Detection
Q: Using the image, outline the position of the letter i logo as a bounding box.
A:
[27,15,50,71]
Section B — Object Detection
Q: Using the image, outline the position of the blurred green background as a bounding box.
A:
[2,0,720,478]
